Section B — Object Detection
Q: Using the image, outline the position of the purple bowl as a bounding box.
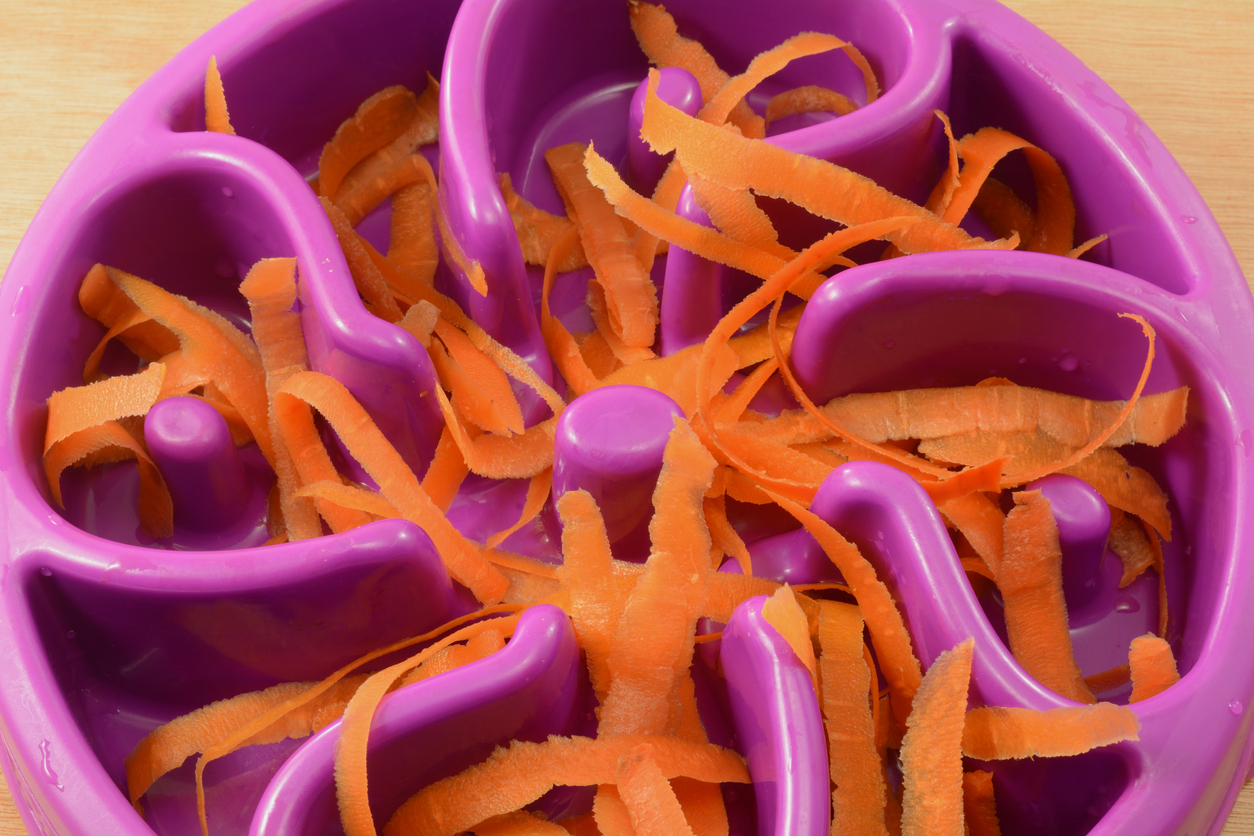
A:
[0,0,1251,834]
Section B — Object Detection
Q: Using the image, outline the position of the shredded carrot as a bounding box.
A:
[1107,508,1157,587]
[1128,634,1179,702]
[472,811,572,836]
[817,600,888,836]
[389,181,439,285]
[639,70,1013,255]
[238,257,339,539]
[899,638,974,836]
[628,1,763,137]
[320,86,420,202]
[761,585,817,692]
[486,469,553,549]
[961,703,1140,759]
[765,488,921,725]
[598,419,717,737]
[548,142,658,350]
[1000,490,1095,703]
[499,172,588,271]
[765,85,858,127]
[384,735,749,836]
[43,419,174,538]
[962,771,1001,836]
[616,744,698,836]
[204,57,235,135]
[275,371,508,604]
[421,426,470,513]
[554,489,628,703]
[336,614,524,836]
[126,673,368,814]
[294,481,399,520]
[697,33,850,128]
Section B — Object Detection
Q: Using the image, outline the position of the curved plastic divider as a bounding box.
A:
[250,604,588,836]
[721,596,828,836]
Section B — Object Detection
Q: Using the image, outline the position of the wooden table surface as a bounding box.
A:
[0,0,1251,833]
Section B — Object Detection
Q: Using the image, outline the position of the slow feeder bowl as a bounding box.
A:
[0,0,1251,835]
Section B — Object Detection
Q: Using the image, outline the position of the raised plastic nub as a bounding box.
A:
[143,396,249,531]
[552,385,685,561]
[628,67,702,194]
[1027,474,1111,611]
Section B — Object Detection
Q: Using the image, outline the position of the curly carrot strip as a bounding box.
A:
[275,370,508,604]
[204,57,235,135]
[900,639,974,836]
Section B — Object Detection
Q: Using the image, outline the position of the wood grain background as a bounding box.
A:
[0,0,1250,833]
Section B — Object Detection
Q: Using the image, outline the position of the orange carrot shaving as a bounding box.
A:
[43,419,174,538]
[204,56,235,135]
[1128,634,1179,702]
[389,181,439,285]
[948,128,1075,255]
[817,600,888,836]
[547,141,658,350]
[971,177,1035,244]
[761,584,817,689]
[472,811,571,836]
[615,743,697,836]
[295,480,399,520]
[765,85,858,127]
[238,257,334,539]
[320,86,420,202]
[332,73,439,204]
[937,492,1005,580]
[499,172,588,271]
[962,771,1001,836]
[383,734,749,836]
[421,426,470,514]
[541,229,602,395]
[322,196,405,320]
[1068,234,1108,259]
[1083,664,1131,694]
[486,468,553,549]
[78,264,179,362]
[400,628,507,688]
[105,268,273,462]
[583,144,852,300]
[639,70,1013,255]
[1009,314,1157,485]
[765,488,922,725]
[999,491,1094,703]
[598,419,717,737]
[275,370,508,604]
[44,361,166,457]
[432,317,526,436]
[899,638,974,836]
[554,488,631,702]
[593,785,636,836]
[336,613,524,836]
[628,1,763,137]
[961,703,1139,759]
[1107,508,1157,587]
[757,383,1187,452]
[703,494,752,575]
[921,457,1008,507]
[698,33,851,128]
[126,672,368,814]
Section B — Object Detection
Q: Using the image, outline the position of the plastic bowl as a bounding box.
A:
[0,1,1251,835]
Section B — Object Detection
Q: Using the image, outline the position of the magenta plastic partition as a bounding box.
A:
[0,0,1251,834]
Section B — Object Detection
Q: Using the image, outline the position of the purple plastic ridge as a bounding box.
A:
[0,0,1251,834]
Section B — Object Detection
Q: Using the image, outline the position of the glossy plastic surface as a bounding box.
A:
[0,0,1251,834]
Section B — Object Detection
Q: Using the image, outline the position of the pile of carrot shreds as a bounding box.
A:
[42,4,1191,835]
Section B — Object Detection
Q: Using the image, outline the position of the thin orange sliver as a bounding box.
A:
[275,370,507,604]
